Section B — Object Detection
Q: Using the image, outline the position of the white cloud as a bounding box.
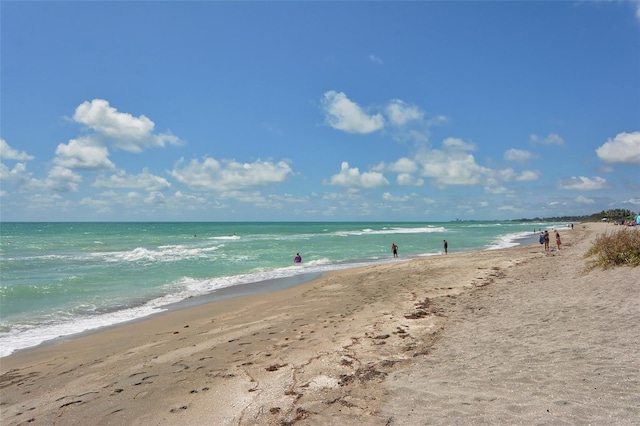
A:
[442,137,476,151]
[595,131,640,164]
[382,192,410,202]
[426,115,449,127]
[28,166,83,193]
[144,191,166,206]
[575,195,595,204]
[79,197,113,214]
[530,133,565,145]
[504,148,534,162]
[2,162,81,193]
[0,139,34,161]
[385,100,423,126]
[326,161,389,188]
[54,137,115,170]
[397,173,424,186]
[0,162,29,185]
[387,157,419,174]
[369,54,383,64]
[73,99,181,152]
[321,91,384,134]
[415,139,489,187]
[93,169,171,191]
[497,205,519,212]
[170,157,293,191]
[487,168,517,184]
[558,176,609,190]
[421,152,487,186]
[485,186,513,195]
[516,170,541,181]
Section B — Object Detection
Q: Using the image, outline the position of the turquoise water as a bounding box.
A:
[0,221,567,356]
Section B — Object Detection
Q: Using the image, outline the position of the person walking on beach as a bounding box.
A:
[555,230,562,250]
[544,230,550,252]
[391,242,398,258]
[443,239,448,254]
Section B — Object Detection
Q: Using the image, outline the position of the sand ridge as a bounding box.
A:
[1,222,638,425]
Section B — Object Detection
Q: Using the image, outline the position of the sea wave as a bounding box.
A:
[485,231,534,250]
[333,226,446,237]
[0,256,377,357]
[99,244,222,263]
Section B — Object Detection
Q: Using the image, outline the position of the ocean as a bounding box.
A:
[0,221,568,357]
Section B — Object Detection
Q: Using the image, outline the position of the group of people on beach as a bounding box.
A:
[294,239,449,263]
[296,227,567,263]
[539,229,562,252]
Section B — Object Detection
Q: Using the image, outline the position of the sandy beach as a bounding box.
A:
[1,222,638,425]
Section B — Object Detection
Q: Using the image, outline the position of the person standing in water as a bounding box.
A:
[443,239,448,254]
[294,253,302,263]
[391,243,398,258]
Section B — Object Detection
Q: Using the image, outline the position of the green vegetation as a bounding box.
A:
[584,228,640,270]
[516,209,637,223]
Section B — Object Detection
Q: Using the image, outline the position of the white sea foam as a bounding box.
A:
[100,244,221,263]
[1,221,570,358]
[0,256,374,357]
[486,231,534,250]
[0,302,169,357]
[334,226,446,237]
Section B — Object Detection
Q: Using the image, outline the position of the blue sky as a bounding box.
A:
[1,1,639,222]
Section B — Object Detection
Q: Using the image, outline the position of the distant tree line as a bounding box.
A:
[515,209,638,223]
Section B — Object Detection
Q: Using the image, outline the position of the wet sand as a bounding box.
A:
[1,222,638,425]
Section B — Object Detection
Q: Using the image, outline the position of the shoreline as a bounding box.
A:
[2,222,637,425]
[2,271,328,359]
[1,225,545,358]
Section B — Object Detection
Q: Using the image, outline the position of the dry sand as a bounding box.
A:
[1,222,638,425]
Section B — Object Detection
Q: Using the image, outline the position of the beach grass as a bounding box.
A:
[584,227,640,270]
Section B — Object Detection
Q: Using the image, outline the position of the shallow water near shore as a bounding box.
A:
[0,221,568,356]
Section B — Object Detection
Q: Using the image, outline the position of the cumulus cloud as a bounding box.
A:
[575,195,595,204]
[516,170,541,181]
[558,176,609,190]
[54,137,115,170]
[382,192,410,202]
[485,186,513,195]
[530,133,564,145]
[170,157,293,191]
[73,99,181,152]
[93,169,171,191]
[504,148,535,162]
[385,100,423,126]
[320,92,445,144]
[326,161,389,188]
[397,173,424,186]
[595,131,640,164]
[415,138,489,187]
[0,139,34,161]
[321,91,384,134]
[387,158,419,174]
[29,166,83,193]
[1,162,82,193]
